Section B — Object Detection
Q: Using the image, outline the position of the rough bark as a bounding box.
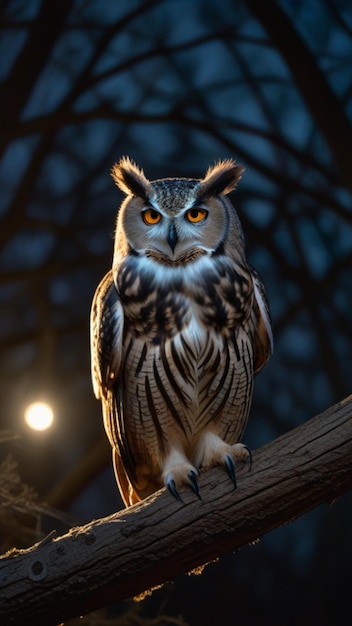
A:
[0,396,351,626]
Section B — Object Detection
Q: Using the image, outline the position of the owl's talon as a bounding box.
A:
[242,445,253,471]
[188,470,201,500]
[166,476,183,503]
[225,454,237,489]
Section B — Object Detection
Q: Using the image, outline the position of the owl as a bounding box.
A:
[90,157,273,507]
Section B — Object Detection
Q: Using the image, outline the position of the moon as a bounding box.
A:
[24,402,54,431]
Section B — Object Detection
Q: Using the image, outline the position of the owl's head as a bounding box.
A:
[111,157,245,266]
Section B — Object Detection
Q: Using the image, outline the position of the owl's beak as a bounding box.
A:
[167,223,178,253]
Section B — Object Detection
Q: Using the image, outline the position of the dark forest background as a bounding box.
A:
[0,1,351,624]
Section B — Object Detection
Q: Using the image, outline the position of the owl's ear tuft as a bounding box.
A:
[111,157,151,201]
[199,159,244,197]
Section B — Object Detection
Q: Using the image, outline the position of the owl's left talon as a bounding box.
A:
[242,445,253,471]
[225,454,237,489]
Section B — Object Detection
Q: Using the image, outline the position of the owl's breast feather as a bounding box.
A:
[116,252,252,340]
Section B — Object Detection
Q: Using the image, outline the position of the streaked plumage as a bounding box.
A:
[91,157,273,506]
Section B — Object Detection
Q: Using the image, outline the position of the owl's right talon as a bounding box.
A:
[188,470,201,499]
[166,476,183,502]
[163,449,200,501]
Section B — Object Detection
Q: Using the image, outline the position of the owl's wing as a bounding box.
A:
[251,267,273,374]
[91,272,141,506]
[90,270,124,399]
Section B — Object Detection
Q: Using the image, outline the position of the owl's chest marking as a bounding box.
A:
[117,254,252,339]
[116,255,254,446]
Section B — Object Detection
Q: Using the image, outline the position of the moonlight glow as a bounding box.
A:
[24,402,54,431]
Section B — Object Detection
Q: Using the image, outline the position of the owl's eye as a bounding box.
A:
[142,208,162,225]
[185,208,208,223]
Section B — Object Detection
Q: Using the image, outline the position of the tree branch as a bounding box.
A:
[1,396,351,626]
[0,0,73,156]
[246,0,352,191]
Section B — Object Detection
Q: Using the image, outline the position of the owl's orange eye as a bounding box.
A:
[142,209,162,225]
[186,208,208,223]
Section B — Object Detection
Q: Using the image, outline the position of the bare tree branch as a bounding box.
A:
[46,437,111,511]
[0,0,73,155]
[1,395,351,626]
[246,0,352,190]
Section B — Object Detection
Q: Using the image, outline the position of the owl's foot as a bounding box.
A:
[196,432,252,490]
[165,469,201,502]
[163,449,201,502]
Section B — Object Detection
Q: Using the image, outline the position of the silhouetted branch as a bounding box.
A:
[247,0,352,190]
[0,0,73,155]
[1,396,351,626]
[46,437,111,511]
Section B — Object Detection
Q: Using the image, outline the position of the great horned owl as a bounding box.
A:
[91,157,272,507]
